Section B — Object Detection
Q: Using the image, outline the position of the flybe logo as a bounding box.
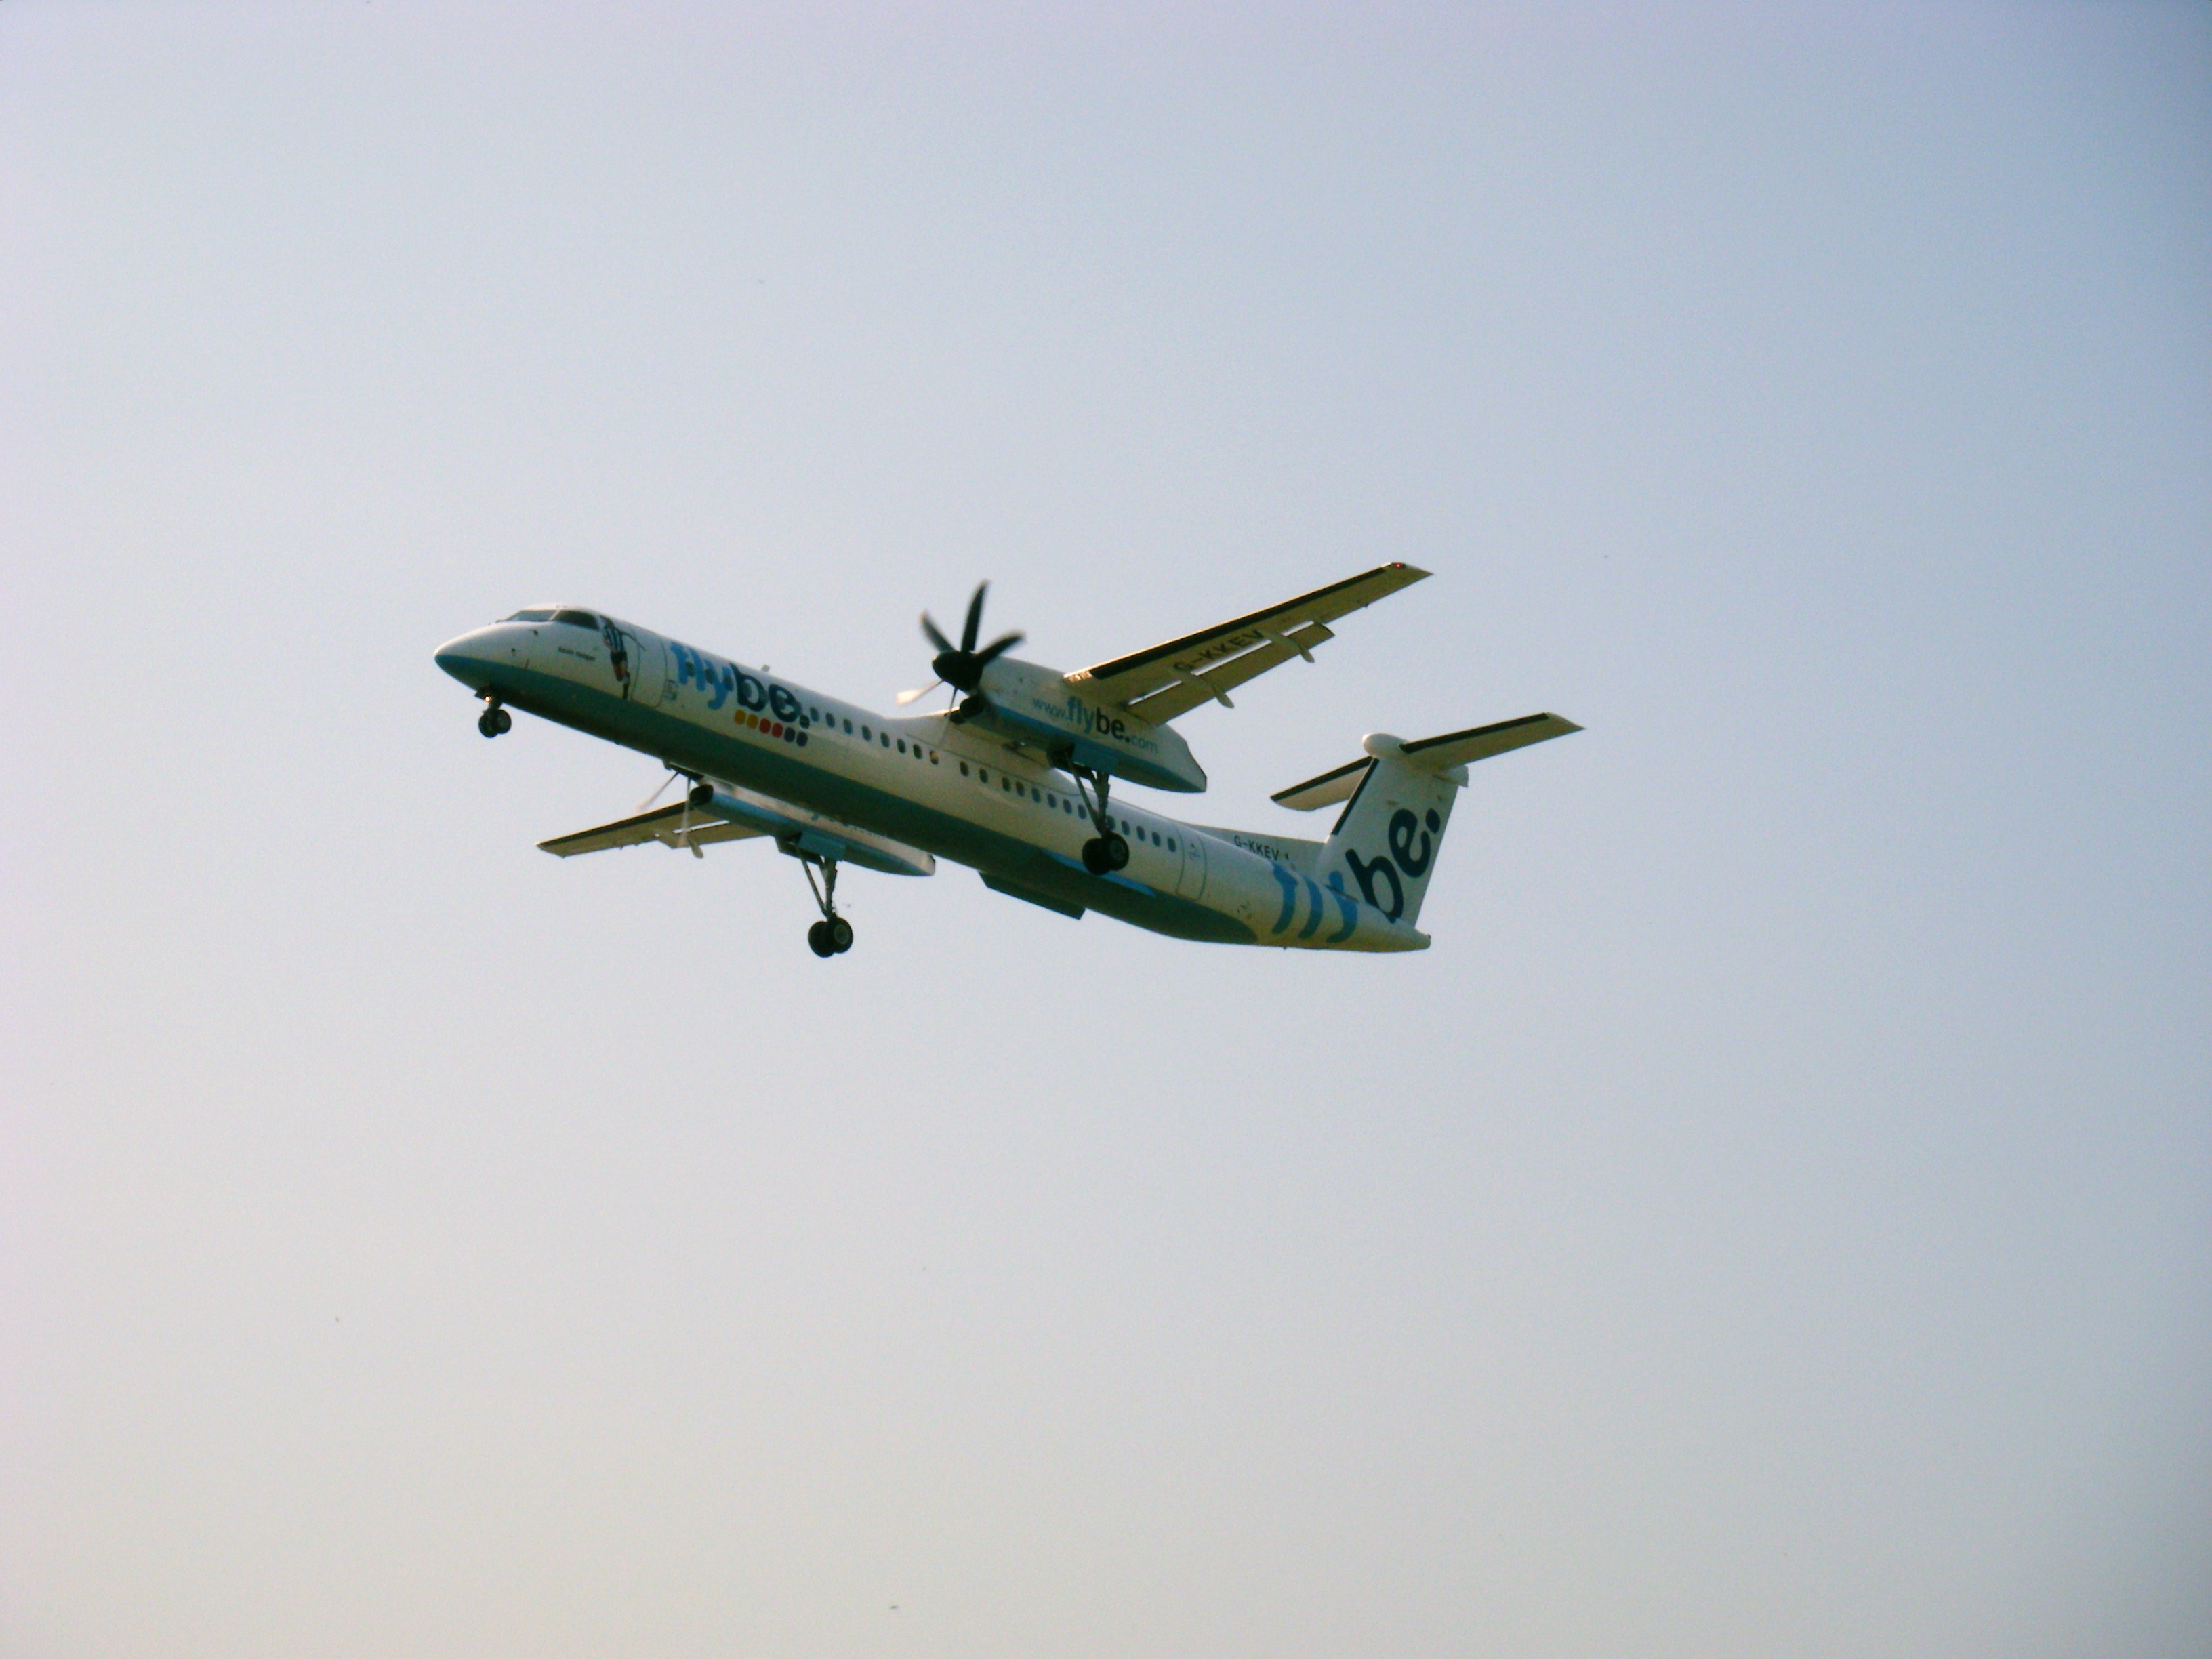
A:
[669,641,804,724]
[1060,695,1131,741]
[1024,691,1161,756]
[1337,807,1440,923]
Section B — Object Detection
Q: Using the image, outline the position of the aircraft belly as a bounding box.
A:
[504,669,1404,949]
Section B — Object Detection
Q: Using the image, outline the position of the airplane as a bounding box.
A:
[433,565,1578,956]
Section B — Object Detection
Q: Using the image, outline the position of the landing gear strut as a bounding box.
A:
[477,697,512,738]
[1069,764,1130,875]
[801,856,854,958]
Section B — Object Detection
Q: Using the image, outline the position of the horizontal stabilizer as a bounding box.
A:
[1400,712,1583,771]
[1269,758,1372,813]
[1272,712,1580,811]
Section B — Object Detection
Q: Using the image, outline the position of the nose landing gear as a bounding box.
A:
[801,855,855,958]
[1069,763,1130,874]
[477,698,512,737]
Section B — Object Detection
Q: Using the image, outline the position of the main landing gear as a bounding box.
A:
[477,697,512,738]
[1068,763,1130,876]
[801,856,855,958]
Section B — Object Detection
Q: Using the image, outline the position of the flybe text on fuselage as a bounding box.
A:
[670,641,808,726]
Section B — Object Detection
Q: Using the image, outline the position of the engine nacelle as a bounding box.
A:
[962,658,1208,792]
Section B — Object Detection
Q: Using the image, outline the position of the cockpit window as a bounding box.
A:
[504,608,555,622]
[554,609,600,628]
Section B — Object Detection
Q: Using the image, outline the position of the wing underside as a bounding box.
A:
[539,783,935,877]
[538,802,766,856]
[1067,562,1429,723]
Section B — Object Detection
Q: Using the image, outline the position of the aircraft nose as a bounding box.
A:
[434,632,490,688]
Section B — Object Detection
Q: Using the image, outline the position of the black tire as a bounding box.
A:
[478,707,510,737]
[1082,837,1111,875]
[807,920,836,958]
[1103,832,1130,870]
[828,917,854,954]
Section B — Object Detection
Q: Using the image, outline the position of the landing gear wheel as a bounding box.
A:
[801,856,852,959]
[1069,764,1126,874]
[478,705,512,737]
[1082,833,1130,875]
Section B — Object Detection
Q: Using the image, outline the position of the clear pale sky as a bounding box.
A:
[3,5,2207,1656]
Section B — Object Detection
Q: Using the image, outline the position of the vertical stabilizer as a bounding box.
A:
[1311,739,1460,927]
[1278,714,1581,929]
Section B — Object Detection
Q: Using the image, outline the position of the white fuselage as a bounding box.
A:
[435,611,1428,951]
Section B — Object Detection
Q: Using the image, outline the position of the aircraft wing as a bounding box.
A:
[539,802,766,856]
[1065,562,1429,724]
[540,783,935,878]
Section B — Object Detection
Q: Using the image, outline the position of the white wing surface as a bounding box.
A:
[540,783,936,878]
[539,803,766,856]
[1066,562,1429,724]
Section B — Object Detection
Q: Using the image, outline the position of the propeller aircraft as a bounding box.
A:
[434,565,1578,956]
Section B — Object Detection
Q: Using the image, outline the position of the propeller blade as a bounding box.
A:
[634,769,680,813]
[895,681,940,706]
[920,611,956,656]
[961,581,989,653]
[972,630,1025,670]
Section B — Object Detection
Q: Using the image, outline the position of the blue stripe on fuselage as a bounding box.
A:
[480,662,1257,945]
[1269,863,1299,935]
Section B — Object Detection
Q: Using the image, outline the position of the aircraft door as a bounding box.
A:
[621,628,668,705]
[1176,831,1208,899]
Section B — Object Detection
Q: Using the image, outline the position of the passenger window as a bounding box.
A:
[554,609,599,628]
[843,718,853,734]
[861,725,872,741]
[930,752,939,764]
[897,739,906,754]
[959,762,969,777]
[1167,838,1176,851]
[881,733,890,747]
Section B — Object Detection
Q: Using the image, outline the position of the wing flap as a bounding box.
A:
[1122,621,1335,724]
[1068,563,1427,716]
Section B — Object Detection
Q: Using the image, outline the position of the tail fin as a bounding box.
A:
[1274,714,1580,927]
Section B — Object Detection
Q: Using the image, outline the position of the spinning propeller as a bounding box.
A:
[896,581,1024,710]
